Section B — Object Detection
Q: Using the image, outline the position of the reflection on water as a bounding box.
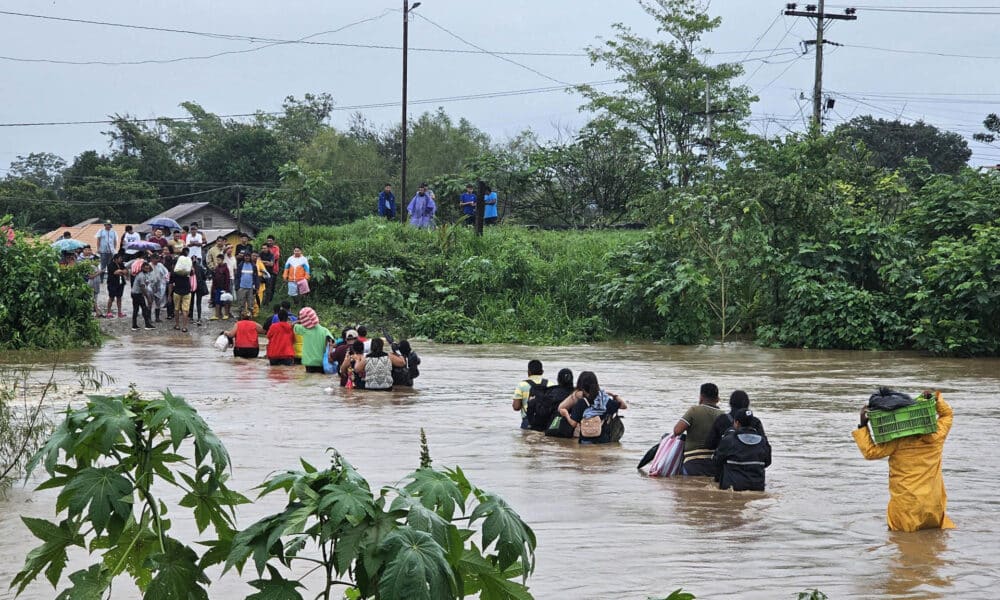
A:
[0,340,998,599]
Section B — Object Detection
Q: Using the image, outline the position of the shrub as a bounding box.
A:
[0,216,101,350]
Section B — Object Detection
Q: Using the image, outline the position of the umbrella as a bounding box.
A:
[127,241,162,252]
[147,217,180,231]
[51,238,86,252]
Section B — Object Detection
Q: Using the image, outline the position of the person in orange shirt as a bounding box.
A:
[282,246,311,307]
[224,312,263,359]
[266,309,296,366]
[853,391,956,532]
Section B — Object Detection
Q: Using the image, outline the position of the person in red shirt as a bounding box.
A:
[225,312,263,359]
[266,309,296,366]
[266,236,281,275]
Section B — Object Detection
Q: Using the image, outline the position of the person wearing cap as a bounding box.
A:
[712,408,771,491]
[293,307,333,373]
[235,233,253,258]
[330,329,359,385]
[853,391,955,532]
[95,221,118,281]
[406,183,436,229]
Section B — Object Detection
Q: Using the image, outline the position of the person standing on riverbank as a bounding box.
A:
[853,391,956,532]
[95,221,117,281]
[483,187,498,226]
[378,183,396,220]
[283,246,311,307]
[460,184,476,225]
[407,183,436,229]
[673,383,724,476]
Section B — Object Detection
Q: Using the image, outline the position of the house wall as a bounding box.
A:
[184,207,239,232]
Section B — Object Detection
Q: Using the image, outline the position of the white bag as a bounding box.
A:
[214,334,230,351]
[219,291,234,303]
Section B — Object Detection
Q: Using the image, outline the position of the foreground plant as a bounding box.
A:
[226,434,537,599]
[11,388,247,598]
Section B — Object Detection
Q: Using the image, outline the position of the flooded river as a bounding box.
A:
[1,337,998,599]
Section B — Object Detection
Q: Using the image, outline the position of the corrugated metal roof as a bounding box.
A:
[144,202,213,223]
[41,223,138,245]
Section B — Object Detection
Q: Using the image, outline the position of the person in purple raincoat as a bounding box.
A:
[406,183,436,229]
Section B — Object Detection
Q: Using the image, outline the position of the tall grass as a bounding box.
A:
[262,218,643,344]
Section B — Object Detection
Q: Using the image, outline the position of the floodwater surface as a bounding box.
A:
[1,337,998,599]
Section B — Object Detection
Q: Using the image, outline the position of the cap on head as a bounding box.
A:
[345,329,358,340]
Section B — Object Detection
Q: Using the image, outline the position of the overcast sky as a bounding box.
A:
[2,0,999,172]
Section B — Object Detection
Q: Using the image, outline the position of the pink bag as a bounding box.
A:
[648,435,685,477]
[297,279,310,294]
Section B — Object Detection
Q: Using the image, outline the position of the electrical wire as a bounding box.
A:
[411,13,570,86]
[743,16,801,84]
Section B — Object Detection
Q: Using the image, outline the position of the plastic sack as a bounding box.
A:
[297,279,310,295]
[322,342,337,375]
[287,281,299,297]
[648,435,685,477]
[214,334,230,351]
[868,388,915,411]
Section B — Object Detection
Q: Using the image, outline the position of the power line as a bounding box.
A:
[0,9,590,59]
[412,13,569,85]
[843,43,1000,61]
[0,80,621,128]
[743,16,801,84]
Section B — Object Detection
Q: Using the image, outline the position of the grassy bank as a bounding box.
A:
[262,219,643,344]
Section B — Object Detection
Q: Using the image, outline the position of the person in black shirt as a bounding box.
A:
[713,409,771,491]
[170,258,192,332]
[235,233,254,258]
[706,390,765,451]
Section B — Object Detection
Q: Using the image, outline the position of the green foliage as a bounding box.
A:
[649,591,695,600]
[908,222,1000,355]
[226,440,536,600]
[580,0,754,189]
[12,388,247,598]
[0,216,101,350]
[835,116,971,175]
[262,219,633,344]
[797,590,829,600]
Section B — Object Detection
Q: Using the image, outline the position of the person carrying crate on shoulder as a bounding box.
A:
[853,389,955,532]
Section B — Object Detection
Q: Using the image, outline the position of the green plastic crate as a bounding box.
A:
[869,396,938,444]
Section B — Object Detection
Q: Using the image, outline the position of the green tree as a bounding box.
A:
[6,152,67,191]
[0,216,101,349]
[834,116,971,175]
[973,112,999,144]
[12,388,247,598]
[579,0,754,189]
[62,164,161,224]
[226,439,536,600]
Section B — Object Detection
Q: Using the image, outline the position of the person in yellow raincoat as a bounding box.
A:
[853,391,955,532]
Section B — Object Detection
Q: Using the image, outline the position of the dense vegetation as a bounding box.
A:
[13,390,536,599]
[2,0,998,354]
[0,216,101,351]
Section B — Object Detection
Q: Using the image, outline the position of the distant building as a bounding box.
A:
[142,202,256,237]
[41,221,138,247]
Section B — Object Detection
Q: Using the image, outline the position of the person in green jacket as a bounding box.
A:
[293,307,332,373]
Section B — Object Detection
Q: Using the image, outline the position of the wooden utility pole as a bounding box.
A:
[475,180,486,236]
[784,2,857,128]
[400,0,411,224]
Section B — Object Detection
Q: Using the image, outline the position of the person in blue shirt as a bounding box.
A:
[459,184,476,226]
[377,184,396,220]
[484,187,499,225]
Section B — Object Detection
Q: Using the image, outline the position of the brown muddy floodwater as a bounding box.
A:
[1,336,998,599]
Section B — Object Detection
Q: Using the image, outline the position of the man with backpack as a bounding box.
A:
[511,360,549,430]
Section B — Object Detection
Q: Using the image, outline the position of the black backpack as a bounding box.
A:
[525,379,558,431]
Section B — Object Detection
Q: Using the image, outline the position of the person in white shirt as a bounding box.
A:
[121,225,140,256]
[185,222,205,260]
[95,221,118,279]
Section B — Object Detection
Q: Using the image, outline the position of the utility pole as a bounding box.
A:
[784,2,857,128]
[475,180,486,236]
[400,1,422,224]
[705,79,713,166]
